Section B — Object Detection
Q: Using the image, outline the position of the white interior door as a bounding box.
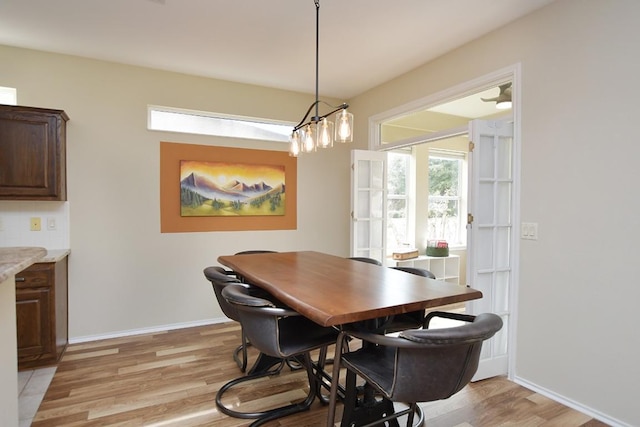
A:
[350,149,387,264]
[467,119,515,380]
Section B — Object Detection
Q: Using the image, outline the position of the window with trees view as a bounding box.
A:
[427,151,466,247]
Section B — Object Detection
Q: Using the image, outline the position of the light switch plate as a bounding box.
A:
[521,222,538,240]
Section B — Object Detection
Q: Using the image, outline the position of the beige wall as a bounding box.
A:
[0,45,354,340]
[350,0,639,425]
[0,277,18,427]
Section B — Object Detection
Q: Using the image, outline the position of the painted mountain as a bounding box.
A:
[180,172,285,217]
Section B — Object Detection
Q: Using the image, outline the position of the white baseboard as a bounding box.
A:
[68,317,231,344]
[513,375,630,427]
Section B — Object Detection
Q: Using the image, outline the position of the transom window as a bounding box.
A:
[147,105,293,143]
[0,86,17,105]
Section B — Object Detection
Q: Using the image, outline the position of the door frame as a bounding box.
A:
[367,64,522,380]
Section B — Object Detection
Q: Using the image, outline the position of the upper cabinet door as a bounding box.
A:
[0,105,68,200]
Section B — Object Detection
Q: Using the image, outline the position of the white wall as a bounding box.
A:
[349,0,639,425]
[0,45,354,340]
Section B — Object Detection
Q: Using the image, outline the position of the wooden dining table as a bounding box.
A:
[217,250,482,327]
[217,250,483,426]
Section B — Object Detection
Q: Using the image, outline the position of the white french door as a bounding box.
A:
[350,150,387,264]
[467,119,515,380]
[350,118,516,381]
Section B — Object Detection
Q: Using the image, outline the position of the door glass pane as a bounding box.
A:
[495,271,510,312]
[357,221,370,247]
[479,136,494,179]
[371,190,384,218]
[358,160,371,187]
[371,220,383,247]
[474,272,493,313]
[477,182,494,224]
[496,182,511,224]
[357,190,370,217]
[371,161,384,189]
[495,227,510,268]
[369,248,384,261]
[494,317,508,355]
[496,137,512,179]
[476,228,493,270]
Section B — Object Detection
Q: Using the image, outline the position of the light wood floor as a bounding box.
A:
[32,322,608,427]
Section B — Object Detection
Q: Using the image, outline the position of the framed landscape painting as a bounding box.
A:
[160,142,297,233]
[180,160,285,217]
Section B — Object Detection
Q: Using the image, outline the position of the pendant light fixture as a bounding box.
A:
[289,0,353,157]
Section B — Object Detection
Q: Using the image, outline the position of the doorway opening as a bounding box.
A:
[363,66,520,380]
[381,83,512,279]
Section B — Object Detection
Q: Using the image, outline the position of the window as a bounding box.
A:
[427,150,466,247]
[387,150,411,252]
[0,86,17,105]
[148,105,293,143]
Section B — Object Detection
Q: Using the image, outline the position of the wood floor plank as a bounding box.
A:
[31,322,607,426]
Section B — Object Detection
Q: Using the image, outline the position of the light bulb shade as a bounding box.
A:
[302,124,316,152]
[289,131,301,157]
[335,108,353,143]
[496,100,512,110]
[316,118,334,148]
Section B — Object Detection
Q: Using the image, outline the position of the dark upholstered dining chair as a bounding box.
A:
[203,267,254,372]
[215,250,278,282]
[217,283,339,426]
[382,266,437,334]
[327,311,503,427]
[348,256,383,266]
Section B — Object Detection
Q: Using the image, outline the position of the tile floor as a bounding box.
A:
[18,367,56,427]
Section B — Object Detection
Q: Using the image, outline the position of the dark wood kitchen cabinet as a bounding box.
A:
[0,105,69,200]
[15,257,68,370]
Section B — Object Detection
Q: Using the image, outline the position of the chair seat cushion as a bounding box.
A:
[341,345,396,399]
[277,316,339,357]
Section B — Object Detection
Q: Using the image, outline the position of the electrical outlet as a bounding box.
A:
[30,217,42,231]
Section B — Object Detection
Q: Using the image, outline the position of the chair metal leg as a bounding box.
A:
[327,332,351,427]
[216,352,319,426]
[232,329,250,372]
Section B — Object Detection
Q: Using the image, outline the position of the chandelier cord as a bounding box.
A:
[289,0,353,155]
[314,0,320,123]
[292,0,348,132]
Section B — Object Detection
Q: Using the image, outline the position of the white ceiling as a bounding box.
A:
[0,0,555,100]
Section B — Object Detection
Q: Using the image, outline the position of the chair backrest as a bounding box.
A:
[348,257,382,266]
[390,266,436,279]
[235,250,278,255]
[222,284,338,359]
[390,313,502,402]
[203,266,246,321]
[346,313,502,403]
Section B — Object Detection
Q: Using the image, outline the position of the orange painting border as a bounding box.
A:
[160,141,297,232]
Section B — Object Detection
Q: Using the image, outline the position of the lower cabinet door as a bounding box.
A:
[16,287,54,367]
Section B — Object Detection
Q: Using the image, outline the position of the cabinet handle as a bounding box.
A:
[15,277,25,282]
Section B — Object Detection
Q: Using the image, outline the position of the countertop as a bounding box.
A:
[0,247,47,283]
[39,249,71,263]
